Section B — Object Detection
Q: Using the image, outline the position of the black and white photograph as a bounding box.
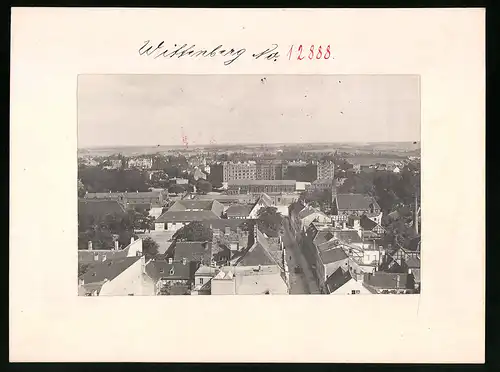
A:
[77,74,421,296]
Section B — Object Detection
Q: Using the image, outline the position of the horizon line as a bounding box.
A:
[78,140,421,150]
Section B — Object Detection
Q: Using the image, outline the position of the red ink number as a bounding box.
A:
[287,45,293,61]
[324,45,331,59]
[316,46,323,59]
[297,45,305,60]
[308,45,314,60]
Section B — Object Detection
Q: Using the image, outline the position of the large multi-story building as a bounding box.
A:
[222,161,257,182]
[255,160,284,180]
[226,180,296,194]
[316,160,335,180]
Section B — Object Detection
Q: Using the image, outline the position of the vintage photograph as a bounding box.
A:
[77,74,421,296]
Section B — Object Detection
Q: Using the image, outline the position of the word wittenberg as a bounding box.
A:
[287,45,332,61]
[138,41,282,65]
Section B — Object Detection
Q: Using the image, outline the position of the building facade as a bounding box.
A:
[222,161,257,182]
[316,160,335,180]
[226,180,296,194]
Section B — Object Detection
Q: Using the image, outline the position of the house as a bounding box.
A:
[357,215,386,238]
[154,200,224,231]
[363,272,415,294]
[248,193,274,219]
[235,226,285,269]
[210,265,289,295]
[325,267,374,295]
[78,199,127,220]
[288,201,306,234]
[297,206,331,232]
[191,265,218,295]
[225,204,252,219]
[78,237,143,265]
[193,168,207,181]
[145,258,198,295]
[78,255,156,296]
[167,241,213,266]
[333,193,383,225]
[203,219,251,252]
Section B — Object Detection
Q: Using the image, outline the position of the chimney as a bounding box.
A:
[88,241,93,251]
[168,258,173,264]
[130,237,135,244]
[182,258,187,265]
[114,240,119,251]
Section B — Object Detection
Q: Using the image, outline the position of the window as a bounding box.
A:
[199,278,204,284]
[351,290,356,295]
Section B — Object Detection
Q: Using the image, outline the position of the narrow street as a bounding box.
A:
[281,217,321,295]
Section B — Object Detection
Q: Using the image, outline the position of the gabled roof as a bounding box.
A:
[405,256,421,269]
[78,199,126,219]
[78,247,130,264]
[325,267,353,294]
[363,272,411,289]
[319,247,348,264]
[155,210,220,223]
[168,200,214,211]
[298,207,317,219]
[225,204,252,217]
[237,243,277,267]
[79,256,140,284]
[145,260,192,281]
[335,194,380,211]
[289,202,306,217]
[333,230,363,244]
[172,241,212,263]
[359,215,377,230]
[202,218,248,232]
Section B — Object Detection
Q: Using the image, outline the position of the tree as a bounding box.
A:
[197,180,212,194]
[256,207,283,237]
[142,237,159,259]
[168,184,186,194]
[78,179,86,197]
[173,221,213,242]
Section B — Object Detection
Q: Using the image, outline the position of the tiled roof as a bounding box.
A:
[173,241,212,263]
[405,256,421,269]
[298,207,317,219]
[359,215,378,230]
[202,218,248,232]
[325,267,353,294]
[333,230,363,244]
[335,194,380,211]
[79,256,140,284]
[319,247,348,264]
[78,247,130,264]
[363,272,411,289]
[168,200,214,211]
[78,199,126,219]
[225,204,252,217]
[125,191,161,199]
[228,180,296,186]
[145,260,192,281]
[289,202,306,216]
[155,210,220,223]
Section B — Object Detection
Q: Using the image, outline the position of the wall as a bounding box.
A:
[329,278,372,295]
[126,238,143,257]
[149,207,163,219]
[166,222,187,232]
[194,274,214,287]
[211,278,236,295]
[154,222,165,231]
[99,258,156,296]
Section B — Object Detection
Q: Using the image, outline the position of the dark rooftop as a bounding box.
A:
[79,256,140,284]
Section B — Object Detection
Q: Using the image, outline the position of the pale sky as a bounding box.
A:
[77,74,420,148]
